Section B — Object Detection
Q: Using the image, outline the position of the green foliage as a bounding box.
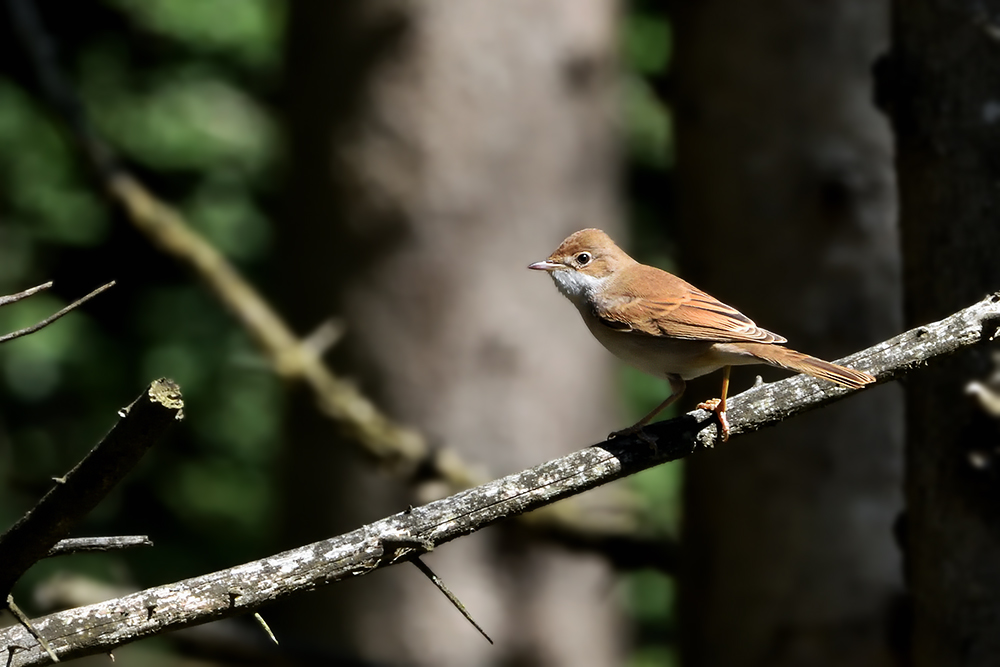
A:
[623,569,679,667]
[628,567,677,620]
[104,0,286,71]
[622,8,672,169]
[182,174,274,261]
[623,12,672,74]
[0,82,109,249]
[629,645,681,667]
[163,456,275,537]
[79,50,277,174]
[624,76,672,170]
[0,0,285,614]
[0,296,81,401]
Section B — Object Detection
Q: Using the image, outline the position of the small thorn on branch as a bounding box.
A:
[302,318,346,358]
[253,613,279,646]
[7,594,59,662]
[411,557,494,645]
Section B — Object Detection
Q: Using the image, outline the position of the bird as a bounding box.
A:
[528,228,875,442]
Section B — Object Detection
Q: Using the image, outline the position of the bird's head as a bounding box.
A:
[528,228,632,305]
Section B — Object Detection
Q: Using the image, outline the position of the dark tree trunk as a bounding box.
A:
[274,2,627,665]
[673,2,903,666]
[889,2,1000,664]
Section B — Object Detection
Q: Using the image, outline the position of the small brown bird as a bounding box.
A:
[528,228,875,441]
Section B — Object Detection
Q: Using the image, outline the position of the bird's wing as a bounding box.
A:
[591,264,786,344]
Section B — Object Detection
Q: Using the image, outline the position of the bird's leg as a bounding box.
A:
[609,376,686,448]
[697,365,731,442]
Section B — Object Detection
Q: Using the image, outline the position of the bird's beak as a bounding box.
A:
[528,260,561,271]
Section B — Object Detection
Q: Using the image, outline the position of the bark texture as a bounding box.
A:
[276,2,626,665]
[889,2,1000,664]
[673,2,903,666]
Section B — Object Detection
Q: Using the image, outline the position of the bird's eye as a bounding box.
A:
[576,252,592,266]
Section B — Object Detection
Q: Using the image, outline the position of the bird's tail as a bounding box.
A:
[739,343,875,389]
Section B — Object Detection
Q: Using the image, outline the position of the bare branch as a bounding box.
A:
[0,282,116,345]
[0,282,53,307]
[45,536,153,558]
[0,295,997,666]
[0,380,183,599]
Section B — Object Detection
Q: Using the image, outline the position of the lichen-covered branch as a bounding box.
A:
[0,380,183,599]
[2,295,998,666]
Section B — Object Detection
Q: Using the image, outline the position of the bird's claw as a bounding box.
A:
[697,398,730,442]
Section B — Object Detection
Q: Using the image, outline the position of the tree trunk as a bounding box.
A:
[274,2,627,665]
[673,2,903,666]
[889,2,1000,664]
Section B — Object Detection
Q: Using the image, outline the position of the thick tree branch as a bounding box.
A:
[1,295,997,666]
[0,380,183,600]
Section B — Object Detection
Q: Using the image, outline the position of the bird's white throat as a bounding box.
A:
[550,269,605,308]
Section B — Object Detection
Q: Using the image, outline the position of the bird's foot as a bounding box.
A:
[608,424,659,452]
[696,398,730,442]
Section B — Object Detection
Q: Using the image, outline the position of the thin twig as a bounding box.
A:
[6,596,58,663]
[0,282,52,307]
[0,282,115,345]
[411,557,493,645]
[45,536,153,558]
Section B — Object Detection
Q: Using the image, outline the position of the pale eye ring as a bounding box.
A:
[576,252,592,266]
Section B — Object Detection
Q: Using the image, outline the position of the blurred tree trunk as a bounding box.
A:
[274,2,626,665]
[889,2,1000,665]
[672,2,903,666]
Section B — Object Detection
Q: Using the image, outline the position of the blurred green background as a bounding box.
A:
[0,1,675,664]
